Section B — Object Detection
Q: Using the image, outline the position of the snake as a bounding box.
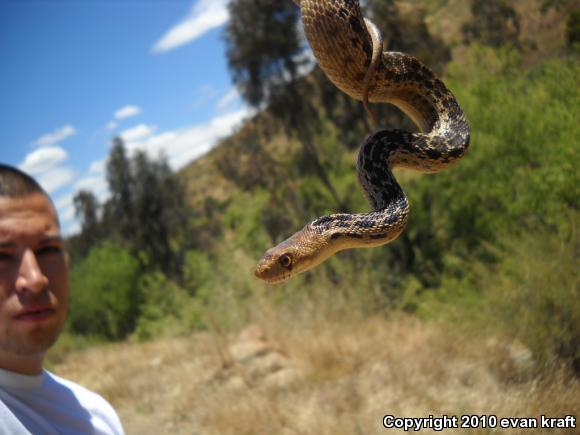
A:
[254,0,470,284]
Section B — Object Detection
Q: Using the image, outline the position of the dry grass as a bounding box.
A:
[53,312,580,435]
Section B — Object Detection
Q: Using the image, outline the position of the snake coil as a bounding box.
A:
[255,0,470,284]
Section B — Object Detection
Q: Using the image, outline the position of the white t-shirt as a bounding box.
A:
[0,367,124,435]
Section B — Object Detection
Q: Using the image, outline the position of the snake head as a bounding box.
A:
[254,227,332,284]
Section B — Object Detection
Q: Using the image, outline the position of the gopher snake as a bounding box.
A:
[254,0,470,284]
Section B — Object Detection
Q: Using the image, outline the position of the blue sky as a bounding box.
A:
[0,0,250,235]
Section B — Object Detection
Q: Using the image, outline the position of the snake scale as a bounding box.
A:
[254,0,470,284]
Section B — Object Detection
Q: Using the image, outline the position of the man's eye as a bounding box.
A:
[36,246,63,256]
[0,252,14,261]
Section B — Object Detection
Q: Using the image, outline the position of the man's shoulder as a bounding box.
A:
[45,371,107,404]
[44,371,124,434]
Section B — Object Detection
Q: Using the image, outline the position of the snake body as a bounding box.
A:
[254,0,470,284]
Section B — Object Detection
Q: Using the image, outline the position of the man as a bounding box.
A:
[0,164,124,434]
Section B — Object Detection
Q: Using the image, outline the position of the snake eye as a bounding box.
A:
[278,253,293,269]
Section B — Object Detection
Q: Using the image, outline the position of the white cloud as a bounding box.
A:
[53,172,110,237]
[125,106,251,170]
[106,121,118,130]
[89,159,106,174]
[20,145,75,199]
[59,203,76,224]
[114,105,142,120]
[216,87,240,111]
[120,124,157,142]
[61,221,80,237]
[189,85,221,113]
[43,103,249,237]
[54,192,75,211]
[73,175,110,204]
[33,125,76,147]
[52,193,77,234]
[152,0,229,54]
[19,146,68,175]
[36,167,75,194]
[75,176,107,194]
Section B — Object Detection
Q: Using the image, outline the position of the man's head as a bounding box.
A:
[0,164,68,374]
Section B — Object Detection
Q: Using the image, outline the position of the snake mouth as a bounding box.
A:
[258,276,289,285]
[254,265,291,285]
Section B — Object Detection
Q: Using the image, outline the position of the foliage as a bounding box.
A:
[368,0,451,72]
[71,138,188,278]
[130,150,188,276]
[393,50,579,290]
[394,51,579,373]
[225,0,303,107]
[64,1,579,376]
[482,229,580,373]
[444,51,578,239]
[68,242,141,340]
[462,0,520,48]
[541,0,573,13]
[197,50,578,372]
[134,272,202,341]
[403,226,579,374]
[214,122,279,191]
[568,9,580,47]
[71,189,101,258]
[105,138,135,242]
[183,249,213,295]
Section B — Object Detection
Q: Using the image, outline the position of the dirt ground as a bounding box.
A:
[54,316,579,434]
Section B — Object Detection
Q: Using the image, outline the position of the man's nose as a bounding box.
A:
[15,249,49,294]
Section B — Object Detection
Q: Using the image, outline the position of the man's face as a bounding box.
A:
[0,192,68,358]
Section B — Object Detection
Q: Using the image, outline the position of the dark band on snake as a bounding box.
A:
[255,0,470,284]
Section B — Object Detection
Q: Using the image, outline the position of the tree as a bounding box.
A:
[368,0,451,73]
[225,0,304,107]
[105,137,135,242]
[71,137,188,278]
[462,0,520,48]
[72,190,101,257]
[224,0,347,209]
[131,150,188,277]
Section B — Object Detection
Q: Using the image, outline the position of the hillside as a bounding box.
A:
[178,0,576,210]
[50,1,579,433]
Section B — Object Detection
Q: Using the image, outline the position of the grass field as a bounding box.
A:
[54,312,579,434]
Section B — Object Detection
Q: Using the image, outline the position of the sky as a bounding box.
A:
[0,0,252,236]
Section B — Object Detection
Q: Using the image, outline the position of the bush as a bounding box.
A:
[482,228,580,373]
[183,250,213,294]
[134,272,203,341]
[406,53,579,280]
[68,242,141,339]
[390,53,579,374]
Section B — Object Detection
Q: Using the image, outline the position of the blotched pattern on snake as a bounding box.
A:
[255,0,470,284]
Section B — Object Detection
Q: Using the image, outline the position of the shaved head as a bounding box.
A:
[0,164,47,199]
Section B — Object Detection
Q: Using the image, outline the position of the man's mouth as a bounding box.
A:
[14,306,56,322]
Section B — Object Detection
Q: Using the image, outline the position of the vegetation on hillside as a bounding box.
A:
[56,0,578,382]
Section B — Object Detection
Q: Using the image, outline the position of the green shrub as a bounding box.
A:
[183,249,213,294]
[68,242,141,339]
[134,272,203,341]
[481,228,579,373]
[405,53,579,283]
[380,53,579,374]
